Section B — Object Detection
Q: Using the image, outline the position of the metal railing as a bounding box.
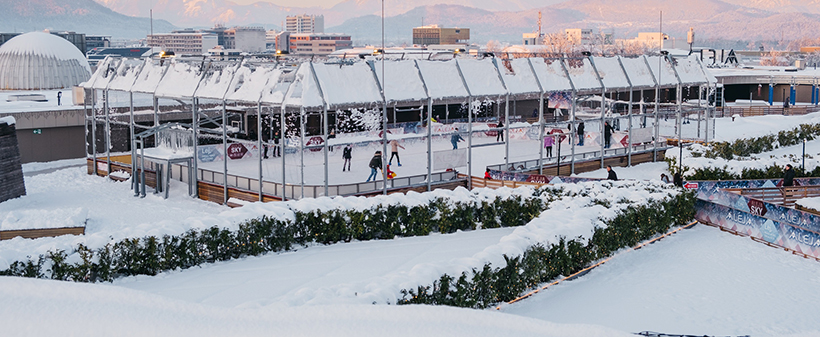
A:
[487,142,666,173]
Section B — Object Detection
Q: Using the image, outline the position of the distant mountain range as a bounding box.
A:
[0,0,175,39]
[4,0,820,47]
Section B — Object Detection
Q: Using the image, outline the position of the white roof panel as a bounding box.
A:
[498,58,541,95]
[84,57,118,90]
[531,58,573,93]
[313,62,383,107]
[673,56,708,86]
[374,60,428,103]
[107,58,144,92]
[620,56,656,88]
[456,58,507,97]
[224,64,280,103]
[646,56,679,86]
[130,60,167,94]
[415,59,469,100]
[284,64,324,108]
[195,62,241,100]
[154,61,202,98]
[592,57,630,91]
[564,58,602,92]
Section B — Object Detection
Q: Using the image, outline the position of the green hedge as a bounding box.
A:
[0,191,555,283]
[698,123,820,160]
[685,163,820,181]
[396,191,696,309]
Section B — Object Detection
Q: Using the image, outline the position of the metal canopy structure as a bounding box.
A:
[84,54,715,203]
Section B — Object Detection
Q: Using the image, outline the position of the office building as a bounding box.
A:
[147,30,218,54]
[286,15,324,34]
[289,33,351,55]
[412,25,470,45]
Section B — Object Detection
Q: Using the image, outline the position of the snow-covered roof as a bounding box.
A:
[619,56,656,89]
[374,60,428,103]
[531,58,573,93]
[194,62,241,100]
[456,58,507,98]
[564,58,603,93]
[154,61,203,99]
[130,60,168,94]
[0,31,91,90]
[592,57,630,91]
[313,62,383,109]
[498,58,541,96]
[673,56,709,86]
[284,64,324,109]
[223,63,279,103]
[415,59,469,100]
[646,56,679,86]
[84,57,118,90]
[106,59,143,92]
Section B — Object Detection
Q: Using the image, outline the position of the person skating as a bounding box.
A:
[604,121,613,148]
[327,129,336,152]
[262,128,270,159]
[386,164,396,179]
[388,139,405,166]
[606,165,618,181]
[366,151,383,182]
[577,122,585,146]
[484,168,492,180]
[783,164,795,187]
[342,144,352,171]
[451,128,465,149]
[544,132,555,157]
[272,130,281,157]
[496,119,504,142]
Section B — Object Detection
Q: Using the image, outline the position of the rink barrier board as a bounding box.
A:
[0,226,86,241]
[694,179,820,260]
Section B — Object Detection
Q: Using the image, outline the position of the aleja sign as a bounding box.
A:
[747,198,767,217]
[227,143,248,160]
[684,182,698,189]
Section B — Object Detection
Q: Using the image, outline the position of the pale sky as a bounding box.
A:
[228,0,343,8]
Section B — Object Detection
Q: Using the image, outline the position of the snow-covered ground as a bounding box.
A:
[3,112,820,336]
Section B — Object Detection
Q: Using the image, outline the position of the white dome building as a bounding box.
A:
[0,32,92,90]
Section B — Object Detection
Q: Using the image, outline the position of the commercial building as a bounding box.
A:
[147,30,218,55]
[412,25,470,46]
[289,33,351,55]
[266,30,278,50]
[522,33,543,45]
[565,28,592,45]
[85,35,111,52]
[286,15,324,34]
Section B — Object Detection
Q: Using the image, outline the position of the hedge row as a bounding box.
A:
[685,163,820,181]
[0,190,555,282]
[396,191,696,309]
[698,122,820,160]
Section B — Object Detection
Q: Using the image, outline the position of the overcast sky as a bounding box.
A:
[227,0,342,8]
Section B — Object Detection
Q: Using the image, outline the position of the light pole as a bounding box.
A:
[803,138,806,172]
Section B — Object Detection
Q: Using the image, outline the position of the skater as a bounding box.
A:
[496,119,504,142]
[388,139,404,166]
[366,151,383,182]
[660,173,670,184]
[544,131,555,157]
[451,128,465,149]
[577,122,585,146]
[783,164,795,187]
[606,165,618,181]
[342,144,352,171]
[328,129,336,152]
[484,168,492,180]
[604,121,613,148]
[272,130,281,157]
[261,128,269,159]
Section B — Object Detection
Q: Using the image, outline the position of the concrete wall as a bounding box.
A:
[1,108,86,163]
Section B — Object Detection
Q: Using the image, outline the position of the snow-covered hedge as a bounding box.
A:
[0,187,553,282]
[698,123,820,160]
[396,192,696,309]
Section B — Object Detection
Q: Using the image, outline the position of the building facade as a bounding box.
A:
[286,15,324,34]
[412,25,470,45]
[289,33,351,55]
[147,30,218,54]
